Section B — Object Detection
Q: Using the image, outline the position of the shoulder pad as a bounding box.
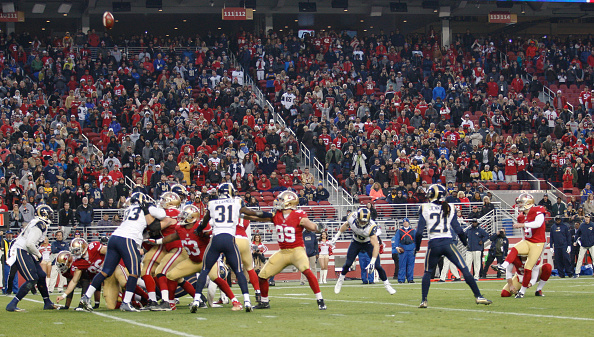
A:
[369,225,378,236]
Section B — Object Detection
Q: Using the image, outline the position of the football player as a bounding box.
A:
[500,255,552,297]
[189,183,264,313]
[140,191,182,310]
[151,191,186,311]
[53,251,78,310]
[6,205,59,312]
[415,184,492,308]
[496,193,547,298]
[80,192,166,312]
[147,204,244,310]
[331,207,396,296]
[247,190,327,310]
[235,215,261,301]
[64,238,105,309]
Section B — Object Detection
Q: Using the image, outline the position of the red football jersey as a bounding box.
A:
[174,222,211,263]
[236,217,249,238]
[73,241,105,276]
[162,208,182,250]
[522,206,547,243]
[272,209,308,250]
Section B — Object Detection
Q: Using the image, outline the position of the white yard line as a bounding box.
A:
[21,298,202,337]
[270,296,594,322]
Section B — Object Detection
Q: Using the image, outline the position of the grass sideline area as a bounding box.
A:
[1,278,592,337]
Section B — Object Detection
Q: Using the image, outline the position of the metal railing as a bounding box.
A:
[45,201,504,244]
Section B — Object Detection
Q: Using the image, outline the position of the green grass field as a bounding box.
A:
[1,278,593,337]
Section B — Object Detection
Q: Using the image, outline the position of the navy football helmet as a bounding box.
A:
[355,208,371,228]
[36,205,54,224]
[171,184,188,199]
[217,183,235,199]
[130,192,148,207]
[426,184,447,203]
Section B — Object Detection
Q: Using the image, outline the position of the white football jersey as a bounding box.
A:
[113,204,166,245]
[13,217,48,252]
[208,197,243,236]
[419,203,455,241]
[347,212,378,243]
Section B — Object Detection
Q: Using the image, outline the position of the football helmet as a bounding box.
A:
[274,190,299,210]
[217,183,235,199]
[179,204,201,226]
[55,251,73,274]
[426,184,447,203]
[130,192,148,207]
[158,191,182,210]
[171,184,188,199]
[36,205,54,224]
[516,193,535,212]
[355,208,371,228]
[70,238,88,258]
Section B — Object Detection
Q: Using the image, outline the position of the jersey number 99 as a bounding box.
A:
[276,225,296,243]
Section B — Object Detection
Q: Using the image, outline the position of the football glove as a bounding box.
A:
[566,246,571,254]
[145,238,162,245]
[458,232,468,247]
[365,261,376,275]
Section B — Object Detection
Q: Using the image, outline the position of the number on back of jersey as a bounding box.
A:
[124,206,142,222]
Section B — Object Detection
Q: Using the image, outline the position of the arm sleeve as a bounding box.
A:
[414,209,426,250]
[26,227,43,258]
[523,213,545,229]
[148,206,166,220]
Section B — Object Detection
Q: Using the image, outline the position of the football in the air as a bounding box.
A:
[103,11,114,29]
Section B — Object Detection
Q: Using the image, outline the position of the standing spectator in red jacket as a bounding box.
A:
[562,167,574,192]
[504,153,517,183]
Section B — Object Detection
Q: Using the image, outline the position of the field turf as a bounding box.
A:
[1,278,593,337]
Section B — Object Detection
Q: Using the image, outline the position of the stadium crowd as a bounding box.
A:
[0,27,593,235]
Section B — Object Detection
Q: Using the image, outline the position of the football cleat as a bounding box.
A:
[317,299,327,310]
[169,302,177,311]
[189,301,201,313]
[490,264,503,273]
[384,283,397,295]
[231,300,243,311]
[255,292,261,304]
[254,301,270,309]
[74,307,87,312]
[476,296,493,305]
[79,295,93,312]
[151,300,172,311]
[6,306,25,312]
[418,301,428,308]
[535,290,544,297]
[334,278,344,294]
[514,292,525,299]
[43,302,59,310]
[93,302,100,309]
[120,302,140,312]
[245,301,253,312]
[139,300,159,311]
[438,280,446,283]
[572,274,579,278]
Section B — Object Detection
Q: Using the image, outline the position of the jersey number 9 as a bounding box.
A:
[276,225,296,243]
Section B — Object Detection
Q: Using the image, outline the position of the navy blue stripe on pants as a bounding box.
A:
[341,240,387,281]
[101,235,141,276]
[194,233,249,296]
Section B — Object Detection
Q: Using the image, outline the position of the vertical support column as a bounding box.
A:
[6,22,15,35]
[441,18,451,48]
[82,13,90,34]
[265,13,273,35]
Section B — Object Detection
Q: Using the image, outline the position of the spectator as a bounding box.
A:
[97,214,113,227]
[551,197,567,218]
[75,197,94,227]
[280,149,300,175]
[480,196,495,217]
[58,202,75,238]
[325,144,343,178]
[18,200,35,226]
[369,182,385,201]
[314,183,330,203]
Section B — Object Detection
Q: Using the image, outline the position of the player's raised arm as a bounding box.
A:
[414,206,427,251]
[299,217,325,233]
[330,221,349,246]
[197,209,211,233]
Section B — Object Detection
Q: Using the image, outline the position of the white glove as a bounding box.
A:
[566,246,571,254]
[550,249,554,257]
[365,262,376,275]
[329,239,337,246]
